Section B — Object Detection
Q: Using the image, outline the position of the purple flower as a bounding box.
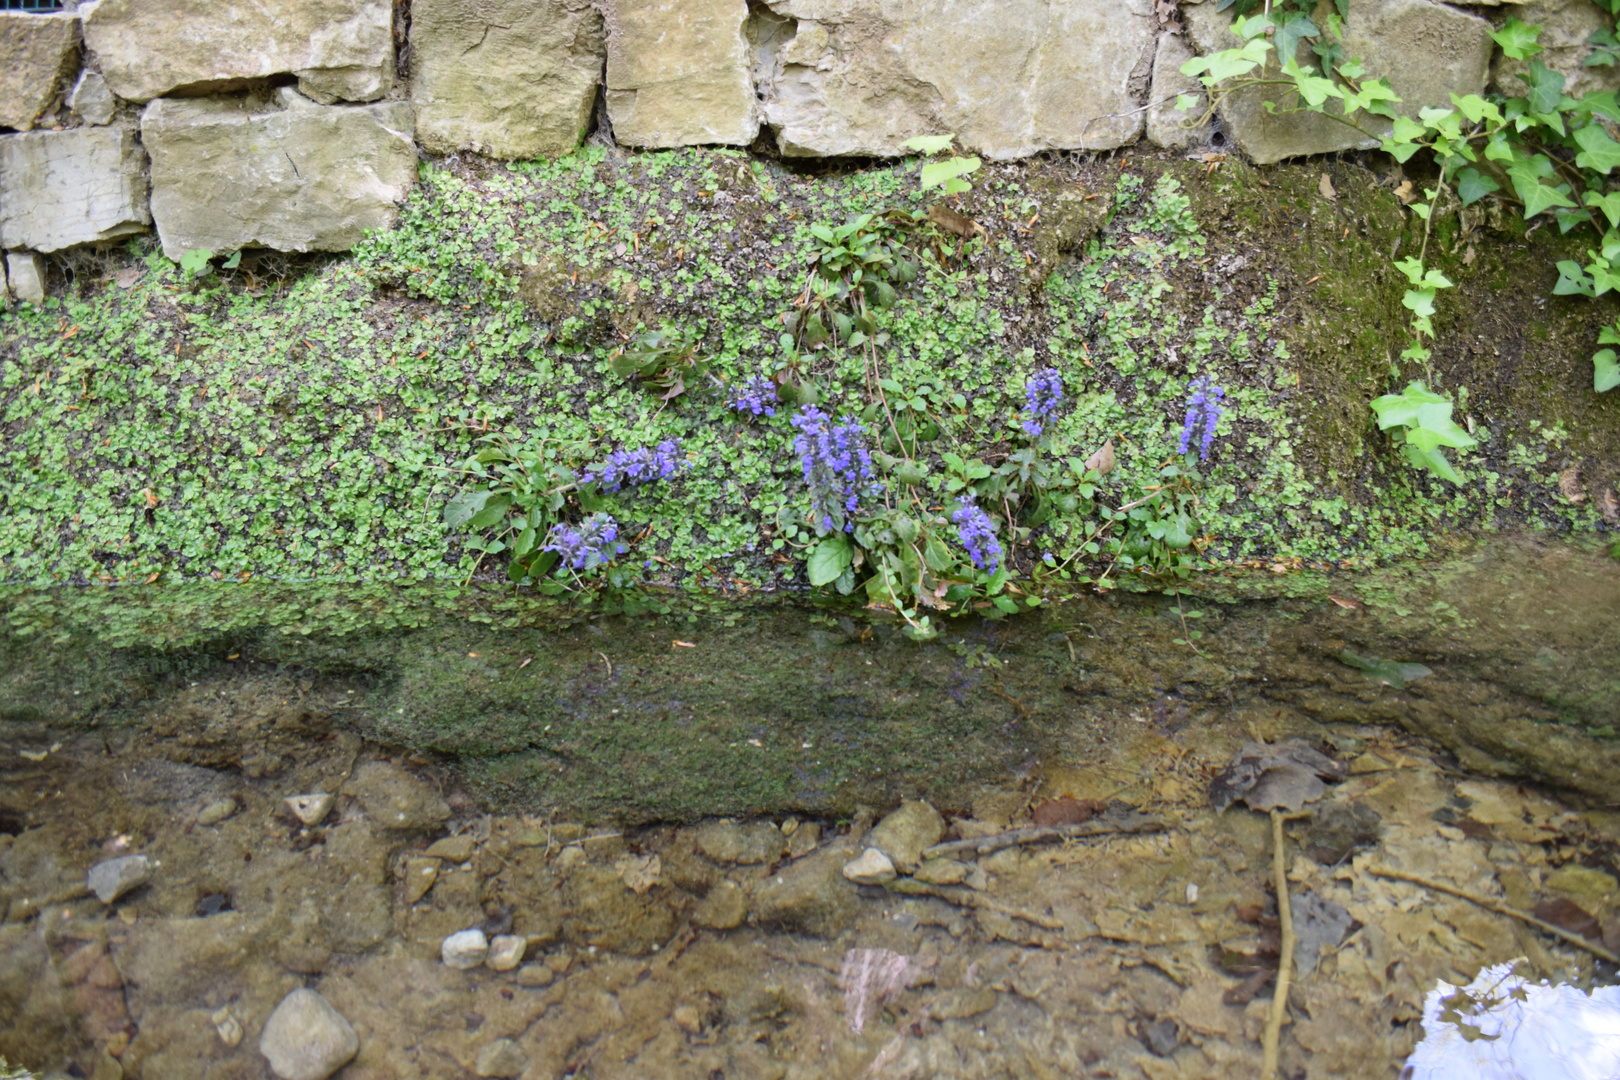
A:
[791,404,880,533]
[1021,368,1064,438]
[1177,376,1226,461]
[952,497,1003,575]
[542,512,624,571]
[584,439,683,492]
[729,375,778,419]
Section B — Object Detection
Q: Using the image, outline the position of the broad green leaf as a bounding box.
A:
[466,494,512,530]
[178,248,213,277]
[1393,255,1427,285]
[1403,444,1465,484]
[1574,90,1620,122]
[1600,321,1620,345]
[902,133,956,155]
[1584,189,1620,227]
[1554,259,1597,296]
[1176,93,1200,111]
[1575,124,1620,172]
[1184,38,1271,84]
[1595,348,1620,391]
[1527,59,1567,115]
[1450,93,1502,125]
[1275,12,1320,61]
[919,155,980,191]
[1455,167,1501,206]
[807,534,854,586]
[1282,56,1340,107]
[1509,163,1577,216]
[443,489,493,528]
[1491,17,1544,61]
[513,525,538,558]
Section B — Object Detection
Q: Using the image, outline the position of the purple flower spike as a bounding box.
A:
[791,404,880,533]
[542,512,625,571]
[584,439,684,492]
[729,375,778,419]
[1177,376,1226,461]
[952,497,1003,575]
[1022,368,1064,438]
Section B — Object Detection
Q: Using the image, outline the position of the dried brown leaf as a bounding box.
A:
[1031,797,1106,828]
[1531,897,1601,942]
[1558,465,1587,504]
[1084,438,1116,475]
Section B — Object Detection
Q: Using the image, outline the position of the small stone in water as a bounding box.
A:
[424,833,476,861]
[515,964,554,987]
[212,1005,243,1047]
[474,1038,529,1078]
[672,1004,703,1033]
[197,798,238,826]
[442,928,489,969]
[285,794,334,826]
[403,856,439,904]
[259,988,359,1080]
[486,933,525,970]
[87,854,153,903]
[842,848,897,885]
[693,878,748,930]
[913,858,970,886]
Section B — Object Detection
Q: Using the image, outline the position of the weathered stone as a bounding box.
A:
[561,864,679,954]
[6,251,44,305]
[474,1038,529,1078]
[866,800,946,873]
[68,69,115,127]
[83,0,394,104]
[841,848,897,885]
[693,878,748,929]
[140,90,415,260]
[485,933,526,970]
[423,834,476,862]
[605,0,757,147]
[1492,0,1620,101]
[752,847,860,936]
[196,798,238,826]
[410,0,603,161]
[694,820,785,864]
[1147,33,1211,150]
[1184,0,1493,165]
[0,126,150,253]
[759,0,1155,159]
[912,857,972,886]
[441,928,489,970]
[787,821,820,859]
[403,856,440,904]
[258,988,359,1080]
[0,12,81,132]
[515,963,554,987]
[335,758,448,831]
[86,854,153,903]
[285,794,334,826]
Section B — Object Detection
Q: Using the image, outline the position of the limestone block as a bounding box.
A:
[1184,0,1493,165]
[1147,33,1212,150]
[410,0,603,160]
[1492,0,1620,101]
[68,69,116,127]
[83,0,394,104]
[605,0,758,147]
[140,91,417,260]
[0,12,82,131]
[758,0,1156,160]
[0,126,150,252]
[6,251,45,305]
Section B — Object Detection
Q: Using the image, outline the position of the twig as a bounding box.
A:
[1367,864,1620,965]
[889,878,1064,931]
[923,812,1164,860]
[1262,809,1295,1080]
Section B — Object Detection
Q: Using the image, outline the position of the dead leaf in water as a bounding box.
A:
[1292,890,1358,976]
[1531,897,1601,942]
[1084,439,1116,475]
[1031,796,1105,827]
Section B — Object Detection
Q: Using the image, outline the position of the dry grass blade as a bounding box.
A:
[923,811,1163,860]
[1261,809,1295,1080]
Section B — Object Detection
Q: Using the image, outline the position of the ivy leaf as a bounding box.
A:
[1455,168,1501,206]
[1575,126,1620,175]
[807,534,854,586]
[1183,38,1272,84]
[1573,90,1620,122]
[1450,93,1502,125]
[1491,17,1544,61]
[1509,160,1577,217]
[902,133,956,155]
[1595,349,1620,391]
[1282,56,1341,107]
[919,155,980,191]
[1403,444,1466,484]
[1584,189,1620,227]
[1555,259,1597,296]
[1274,12,1320,60]
[1527,60,1567,116]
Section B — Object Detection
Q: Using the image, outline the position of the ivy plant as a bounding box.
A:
[1370,381,1478,484]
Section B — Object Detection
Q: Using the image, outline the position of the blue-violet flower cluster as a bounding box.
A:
[1178,376,1226,460]
[728,375,778,419]
[952,497,1003,575]
[1022,368,1065,438]
[543,513,624,571]
[585,439,683,492]
[791,405,878,533]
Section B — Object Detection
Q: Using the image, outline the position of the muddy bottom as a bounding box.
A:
[3,685,1618,1080]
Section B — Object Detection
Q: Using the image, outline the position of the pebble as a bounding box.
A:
[787,822,821,859]
[258,988,359,1080]
[867,800,946,873]
[425,834,476,861]
[86,854,153,904]
[344,761,450,831]
[474,1038,529,1078]
[403,856,439,905]
[486,933,525,971]
[212,1005,244,1047]
[515,964,554,987]
[695,820,786,865]
[197,798,238,826]
[285,794,334,827]
[672,1004,703,1033]
[752,847,861,936]
[842,848,897,885]
[441,928,489,970]
[693,879,748,930]
[913,858,971,886]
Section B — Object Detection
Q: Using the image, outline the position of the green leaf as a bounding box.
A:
[1491,17,1544,61]
[991,594,1020,615]
[1274,12,1320,61]
[1527,59,1567,115]
[513,525,538,558]
[1575,124,1620,173]
[1175,93,1200,111]
[807,535,854,586]
[466,494,512,530]
[1509,160,1577,217]
[903,133,957,155]
[443,489,493,528]
[1455,168,1501,206]
[1595,349,1620,391]
[1450,93,1502,125]
[919,156,981,191]
[1282,55,1340,108]
[1403,443,1465,485]
[1183,38,1272,84]
[1555,259,1597,296]
[178,248,213,277]
[221,251,242,270]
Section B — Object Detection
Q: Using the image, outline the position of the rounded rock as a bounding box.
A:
[442,928,489,970]
[486,933,525,971]
[258,988,359,1080]
[285,793,335,827]
[474,1038,529,1078]
[87,854,154,904]
[842,848,897,886]
[197,797,238,826]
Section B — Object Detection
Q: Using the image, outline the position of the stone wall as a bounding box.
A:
[0,0,1615,301]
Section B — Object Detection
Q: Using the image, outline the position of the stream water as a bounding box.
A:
[0,532,1616,1079]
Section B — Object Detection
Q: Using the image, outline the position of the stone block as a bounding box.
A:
[0,11,82,131]
[83,0,394,104]
[759,0,1156,160]
[1184,0,1493,165]
[68,69,116,126]
[410,0,603,160]
[1147,33,1212,150]
[140,90,417,260]
[0,126,150,252]
[605,0,758,147]
[6,251,45,305]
